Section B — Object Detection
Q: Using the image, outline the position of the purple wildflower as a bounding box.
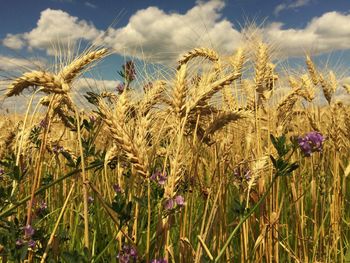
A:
[89,115,96,122]
[28,240,36,249]
[88,196,94,204]
[24,225,34,238]
[52,145,64,153]
[113,184,122,193]
[39,119,48,128]
[36,200,47,214]
[150,170,168,186]
[129,247,137,258]
[298,131,325,156]
[233,167,251,181]
[158,174,167,186]
[117,245,137,263]
[122,61,136,83]
[164,198,175,210]
[15,239,24,247]
[244,170,252,181]
[117,253,130,263]
[175,195,185,207]
[116,83,125,94]
[150,171,159,181]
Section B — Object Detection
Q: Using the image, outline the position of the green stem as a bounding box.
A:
[214,175,278,262]
[0,163,102,218]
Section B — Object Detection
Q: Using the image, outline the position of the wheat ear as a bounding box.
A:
[319,73,334,104]
[98,99,148,177]
[203,110,251,139]
[254,42,268,89]
[177,48,219,69]
[231,48,245,74]
[172,64,188,118]
[223,48,245,110]
[187,72,241,115]
[343,84,350,94]
[59,48,108,84]
[139,80,166,116]
[6,71,66,97]
[305,55,319,86]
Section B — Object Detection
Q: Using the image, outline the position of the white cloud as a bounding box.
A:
[265,11,350,57]
[102,1,350,62]
[274,0,311,16]
[2,8,101,55]
[2,1,350,65]
[2,34,25,50]
[102,0,242,64]
[0,55,46,71]
[85,2,97,8]
[274,4,287,16]
[73,77,118,92]
[25,9,101,54]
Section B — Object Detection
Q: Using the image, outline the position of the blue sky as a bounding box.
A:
[1,0,350,34]
[1,0,350,110]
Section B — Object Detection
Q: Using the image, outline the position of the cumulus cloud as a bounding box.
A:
[73,77,118,92]
[274,0,311,16]
[2,34,25,50]
[102,1,350,62]
[264,11,350,57]
[102,0,242,63]
[2,9,101,55]
[2,1,350,65]
[0,55,46,71]
[25,9,101,54]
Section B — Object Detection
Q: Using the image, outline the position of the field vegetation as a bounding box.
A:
[0,36,349,262]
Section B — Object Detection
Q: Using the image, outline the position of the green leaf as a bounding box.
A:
[270,155,277,168]
[13,165,21,181]
[19,244,29,260]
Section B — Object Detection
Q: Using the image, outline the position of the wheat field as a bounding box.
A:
[0,39,349,263]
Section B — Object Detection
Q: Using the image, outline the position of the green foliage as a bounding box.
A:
[111,192,134,227]
[269,134,299,177]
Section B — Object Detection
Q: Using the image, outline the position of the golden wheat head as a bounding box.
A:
[6,71,67,97]
[59,48,109,84]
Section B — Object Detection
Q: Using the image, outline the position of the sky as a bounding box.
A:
[0,0,350,111]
